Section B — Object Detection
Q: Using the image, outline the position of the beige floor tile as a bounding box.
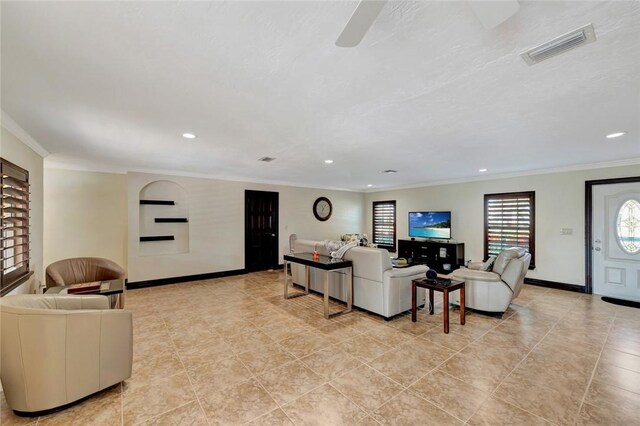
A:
[576,402,639,426]
[246,408,294,425]
[408,370,488,421]
[257,360,325,405]
[123,372,196,425]
[38,385,121,426]
[199,378,278,425]
[437,351,512,392]
[188,354,253,396]
[225,330,275,354]
[599,347,640,373]
[131,348,185,389]
[368,338,454,387]
[300,347,363,380]
[371,390,463,425]
[317,322,363,343]
[420,327,475,351]
[584,379,640,416]
[593,362,640,394]
[493,373,583,425]
[282,384,367,425]
[0,393,37,426]
[279,332,332,358]
[467,396,551,425]
[139,401,208,426]
[337,335,392,363]
[331,365,404,413]
[364,324,414,347]
[237,343,296,375]
[176,338,233,370]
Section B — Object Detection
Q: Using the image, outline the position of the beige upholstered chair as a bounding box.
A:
[45,257,126,288]
[450,247,531,313]
[0,294,132,415]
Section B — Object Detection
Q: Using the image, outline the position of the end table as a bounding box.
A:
[412,277,465,334]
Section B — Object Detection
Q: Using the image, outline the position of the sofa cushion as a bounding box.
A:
[493,248,526,275]
[343,246,392,282]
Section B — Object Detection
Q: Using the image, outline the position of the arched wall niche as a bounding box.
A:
[139,180,189,256]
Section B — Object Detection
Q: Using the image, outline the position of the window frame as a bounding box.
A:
[484,191,535,269]
[1,157,32,296]
[372,200,397,252]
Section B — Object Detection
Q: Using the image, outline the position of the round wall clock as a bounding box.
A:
[313,197,332,221]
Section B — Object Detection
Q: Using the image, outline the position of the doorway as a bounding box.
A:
[587,177,640,301]
[245,190,279,272]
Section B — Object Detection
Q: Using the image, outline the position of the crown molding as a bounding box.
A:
[1,111,50,158]
[366,157,640,193]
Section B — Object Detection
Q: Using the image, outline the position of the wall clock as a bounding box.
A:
[313,197,332,221]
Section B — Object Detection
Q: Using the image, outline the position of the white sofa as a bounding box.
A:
[292,239,428,319]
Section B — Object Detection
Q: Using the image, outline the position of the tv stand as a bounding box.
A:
[398,239,464,274]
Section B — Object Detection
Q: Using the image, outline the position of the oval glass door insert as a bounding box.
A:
[616,199,640,254]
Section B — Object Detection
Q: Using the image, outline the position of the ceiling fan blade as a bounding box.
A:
[469,0,520,30]
[335,0,387,48]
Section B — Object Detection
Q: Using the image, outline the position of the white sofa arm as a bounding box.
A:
[384,264,428,279]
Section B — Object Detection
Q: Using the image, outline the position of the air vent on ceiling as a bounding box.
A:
[381,169,397,174]
[258,156,276,162]
[521,23,596,66]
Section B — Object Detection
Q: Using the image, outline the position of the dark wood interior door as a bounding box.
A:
[245,190,279,272]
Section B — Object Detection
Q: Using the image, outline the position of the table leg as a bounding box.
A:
[324,270,330,319]
[346,267,353,312]
[443,289,449,334]
[429,289,434,315]
[460,286,466,325]
[411,281,417,322]
[283,260,289,299]
[305,265,310,294]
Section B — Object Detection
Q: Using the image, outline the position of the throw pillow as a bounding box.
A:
[480,255,496,271]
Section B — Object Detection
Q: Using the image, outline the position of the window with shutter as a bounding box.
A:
[1,158,32,295]
[373,200,396,252]
[484,191,535,268]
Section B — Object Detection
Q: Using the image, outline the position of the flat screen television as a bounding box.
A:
[408,211,451,239]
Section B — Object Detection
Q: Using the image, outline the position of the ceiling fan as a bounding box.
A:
[335,0,521,48]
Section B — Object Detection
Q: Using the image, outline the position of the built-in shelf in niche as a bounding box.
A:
[154,218,188,223]
[140,235,175,242]
[140,200,175,205]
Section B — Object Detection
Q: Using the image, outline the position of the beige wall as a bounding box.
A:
[128,172,365,282]
[43,169,128,270]
[1,127,44,294]
[365,164,640,286]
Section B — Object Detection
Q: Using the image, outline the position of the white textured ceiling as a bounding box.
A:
[2,1,639,191]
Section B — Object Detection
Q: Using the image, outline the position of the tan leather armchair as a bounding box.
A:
[0,295,132,415]
[45,257,126,288]
[450,247,531,313]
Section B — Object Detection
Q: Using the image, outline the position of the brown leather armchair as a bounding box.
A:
[45,257,126,288]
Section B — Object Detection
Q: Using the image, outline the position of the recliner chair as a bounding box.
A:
[0,294,133,415]
[450,247,531,313]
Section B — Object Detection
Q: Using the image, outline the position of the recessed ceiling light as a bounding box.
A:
[182,133,197,139]
[324,159,334,164]
[479,168,488,172]
[367,184,373,187]
[606,132,627,139]
[258,156,276,162]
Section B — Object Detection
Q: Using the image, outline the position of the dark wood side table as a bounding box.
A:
[412,277,465,333]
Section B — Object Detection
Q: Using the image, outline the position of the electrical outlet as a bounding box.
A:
[561,228,573,235]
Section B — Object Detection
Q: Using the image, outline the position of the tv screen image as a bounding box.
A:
[409,211,451,239]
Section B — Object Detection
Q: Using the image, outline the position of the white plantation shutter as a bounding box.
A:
[484,191,535,268]
[373,201,396,251]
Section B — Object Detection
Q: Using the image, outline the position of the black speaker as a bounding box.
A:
[426,269,437,280]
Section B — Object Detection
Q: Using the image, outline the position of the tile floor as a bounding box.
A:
[2,270,640,425]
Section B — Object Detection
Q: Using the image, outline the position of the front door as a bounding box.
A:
[592,181,640,301]
[245,190,279,272]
